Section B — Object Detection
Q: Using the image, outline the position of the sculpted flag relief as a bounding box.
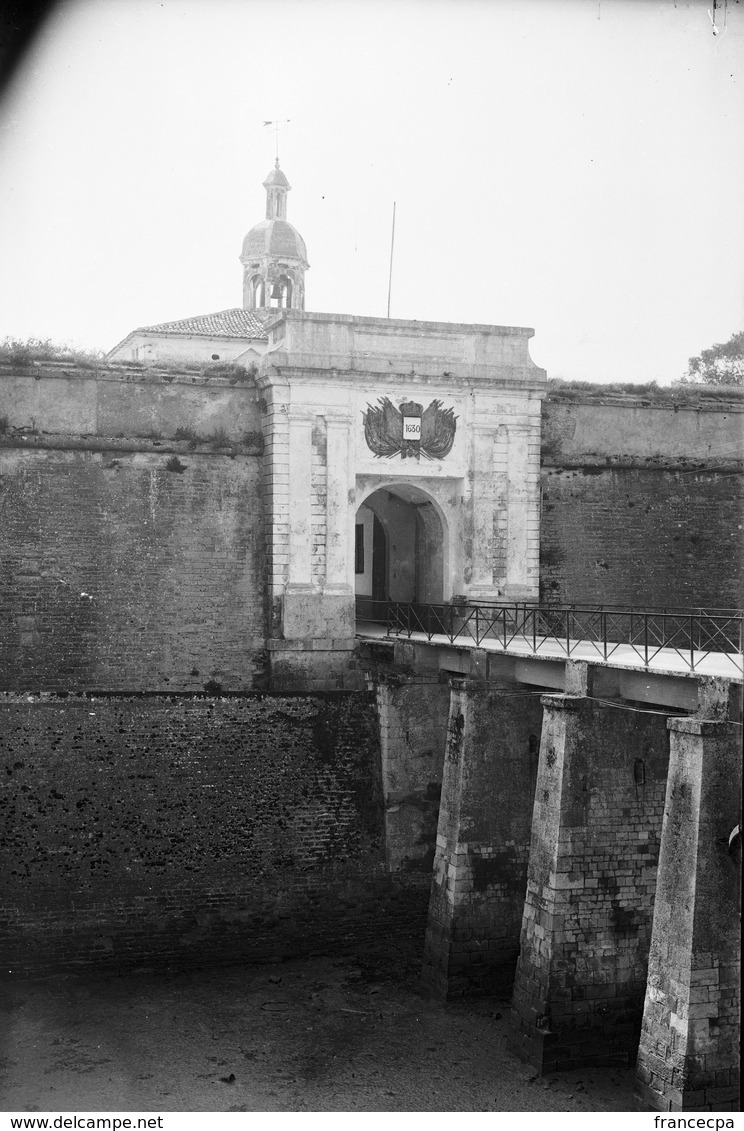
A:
[363,397,458,460]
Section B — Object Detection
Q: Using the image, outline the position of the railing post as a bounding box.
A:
[690,613,695,672]
[475,606,480,645]
[644,613,649,667]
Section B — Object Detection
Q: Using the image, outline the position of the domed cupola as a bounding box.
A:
[240,160,309,312]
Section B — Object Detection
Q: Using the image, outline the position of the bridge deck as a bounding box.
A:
[356,622,744,681]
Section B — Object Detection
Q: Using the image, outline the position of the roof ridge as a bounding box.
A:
[138,308,269,339]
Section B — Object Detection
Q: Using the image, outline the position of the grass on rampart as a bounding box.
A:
[547,378,744,405]
[0,338,256,381]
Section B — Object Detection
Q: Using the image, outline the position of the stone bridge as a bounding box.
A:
[357,612,742,1113]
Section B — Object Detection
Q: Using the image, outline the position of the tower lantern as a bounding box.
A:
[240,159,309,312]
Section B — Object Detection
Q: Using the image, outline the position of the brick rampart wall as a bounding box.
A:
[0,448,265,692]
[540,465,743,608]
[0,694,428,976]
[540,397,743,609]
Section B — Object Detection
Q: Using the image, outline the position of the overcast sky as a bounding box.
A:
[0,0,742,383]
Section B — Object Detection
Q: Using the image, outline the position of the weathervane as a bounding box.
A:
[263,119,291,162]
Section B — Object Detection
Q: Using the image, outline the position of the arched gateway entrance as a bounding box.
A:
[354,485,446,613]
[259,310,545,690]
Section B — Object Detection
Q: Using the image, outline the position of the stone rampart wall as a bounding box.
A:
[0,360,262,443]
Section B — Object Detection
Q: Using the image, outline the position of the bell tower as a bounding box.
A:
[240,160,309,313]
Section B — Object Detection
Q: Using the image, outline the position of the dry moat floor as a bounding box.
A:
[1,949,637,1113]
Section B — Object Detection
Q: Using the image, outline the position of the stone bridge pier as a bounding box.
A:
[420,674,543,998]
[405,647,741,1110]
[635,716,741,1112]
[508,673,671,1073]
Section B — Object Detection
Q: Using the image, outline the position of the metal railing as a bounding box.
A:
[355,597,744,675]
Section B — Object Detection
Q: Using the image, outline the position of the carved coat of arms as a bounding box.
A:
[362,397,457,460]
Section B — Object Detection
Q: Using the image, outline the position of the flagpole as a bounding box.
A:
[387,201,396,319]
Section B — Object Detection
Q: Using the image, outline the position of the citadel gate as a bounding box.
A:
[258,310,546,690]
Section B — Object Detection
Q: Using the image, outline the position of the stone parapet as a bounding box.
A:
[264,310,547,387]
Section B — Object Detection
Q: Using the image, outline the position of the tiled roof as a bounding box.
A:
[141,308,269,339]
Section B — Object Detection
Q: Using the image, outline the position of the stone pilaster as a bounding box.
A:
[635,718,741,1113]
[259,376,290,619]
[504,422,541,602]
[324,412,354,595]
[285,409,314,592]
[467,425,499,602]
[262,392,358,692]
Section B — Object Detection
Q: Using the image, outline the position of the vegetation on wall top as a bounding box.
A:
[547,378,744,405]
[0,338,258,382]
[0,337,106,368]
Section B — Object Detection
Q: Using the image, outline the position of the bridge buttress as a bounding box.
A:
[421,675,543,999]
[508,689,671,1072]
[372,671,451,875]
[635,717,741,1112]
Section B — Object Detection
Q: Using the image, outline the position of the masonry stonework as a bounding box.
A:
[509,690,670,1072]
[635,718,741,1112]
[259,311,546,689]
[0,694,430,974]
[540,393,744,608]
[421,678,543,999]
[374,674,450,875]
[0,448,265,692]
[1,337,741,1108]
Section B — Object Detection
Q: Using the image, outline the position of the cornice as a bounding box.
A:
[259,363,547,397]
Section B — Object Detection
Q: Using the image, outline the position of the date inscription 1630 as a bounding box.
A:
[363,397,457,461]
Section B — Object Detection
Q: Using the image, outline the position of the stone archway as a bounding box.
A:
[354,484,446,607]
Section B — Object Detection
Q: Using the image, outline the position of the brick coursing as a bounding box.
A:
[540,466,743,608]
[0,450,266,692]
[0,694,428,975]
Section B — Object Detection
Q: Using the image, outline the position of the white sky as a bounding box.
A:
[0,0,742,383]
